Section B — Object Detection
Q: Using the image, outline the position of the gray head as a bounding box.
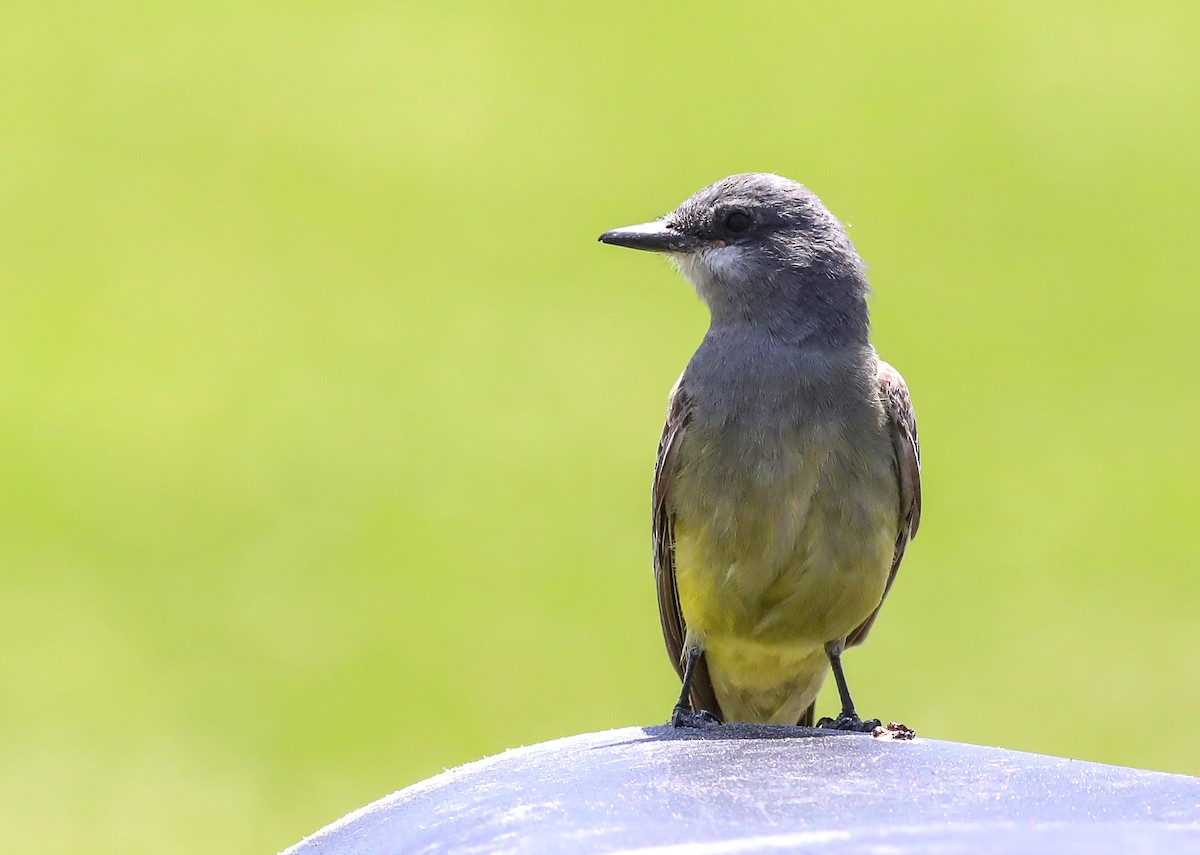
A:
[599,173,869,345]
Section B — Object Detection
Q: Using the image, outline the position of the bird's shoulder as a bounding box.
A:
[874,359,921,533]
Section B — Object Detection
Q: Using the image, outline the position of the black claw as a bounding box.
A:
[671,706,720,728]
[817,713,882,733]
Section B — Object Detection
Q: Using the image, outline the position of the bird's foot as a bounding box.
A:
[670,705,720,728]
[816,712,882,733]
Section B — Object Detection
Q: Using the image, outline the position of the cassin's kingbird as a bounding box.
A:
[599,173,921,730]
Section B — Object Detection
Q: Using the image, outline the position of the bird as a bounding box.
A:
[598,173,921,730]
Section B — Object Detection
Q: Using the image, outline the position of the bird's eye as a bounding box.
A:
[724,210,752,233]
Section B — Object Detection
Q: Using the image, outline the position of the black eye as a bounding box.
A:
[724,210,751,233]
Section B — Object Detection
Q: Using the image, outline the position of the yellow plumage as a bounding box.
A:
[671,426,898,724]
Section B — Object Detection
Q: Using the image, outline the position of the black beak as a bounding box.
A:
[598,220,702,253]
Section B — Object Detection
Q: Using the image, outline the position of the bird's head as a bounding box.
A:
[599,173,868,339]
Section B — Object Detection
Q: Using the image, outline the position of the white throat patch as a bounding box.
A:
[671,245,752,303]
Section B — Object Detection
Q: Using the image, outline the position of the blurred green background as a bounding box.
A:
[2,1,1199,852]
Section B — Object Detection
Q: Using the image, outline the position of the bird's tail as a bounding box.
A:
[797,701,816,727]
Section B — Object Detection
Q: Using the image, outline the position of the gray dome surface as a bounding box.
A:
[281,724,1200,854]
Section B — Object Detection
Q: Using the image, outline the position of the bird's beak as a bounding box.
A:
[598,220,701,253]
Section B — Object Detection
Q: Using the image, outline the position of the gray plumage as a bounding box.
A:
[601,173,921,726]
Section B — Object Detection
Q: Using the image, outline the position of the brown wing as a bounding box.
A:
[652,376,723,719]
[846,360,922,648]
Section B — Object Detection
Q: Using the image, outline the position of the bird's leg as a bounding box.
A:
[670,646,719,728]
[816,639,881,732]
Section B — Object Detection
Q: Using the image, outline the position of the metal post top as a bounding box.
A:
[282,724,1200,854]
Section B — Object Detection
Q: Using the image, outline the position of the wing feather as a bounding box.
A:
[652,376,722,718]
[846,360,922,648]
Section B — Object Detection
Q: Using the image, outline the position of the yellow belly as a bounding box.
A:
[672,460,897,724]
